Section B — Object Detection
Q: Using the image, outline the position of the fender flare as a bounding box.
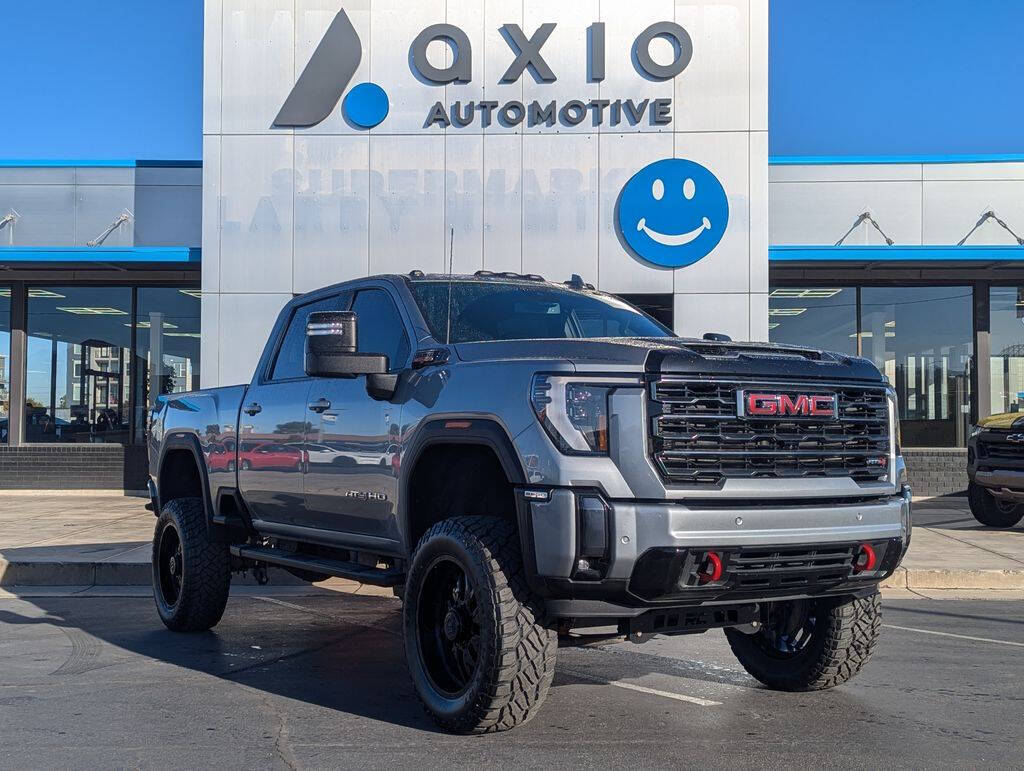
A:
[398,417,528,554]
[156,431,216,535]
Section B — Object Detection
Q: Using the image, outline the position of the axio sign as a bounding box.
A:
[274,7,728,270]
[274,9,692,131]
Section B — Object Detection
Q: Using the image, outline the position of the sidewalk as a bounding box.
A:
[1,493,1022,590]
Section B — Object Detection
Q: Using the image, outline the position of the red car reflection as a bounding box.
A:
[239,441,304,471]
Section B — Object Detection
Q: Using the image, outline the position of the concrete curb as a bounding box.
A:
[880,566,1024,590]
[4,559,1024,591]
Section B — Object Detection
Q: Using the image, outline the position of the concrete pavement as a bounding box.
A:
[1,591,1021,768]
[1,493,1023,590]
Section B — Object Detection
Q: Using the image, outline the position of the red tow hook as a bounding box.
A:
[698,551,723,584]
[853,543,877,573]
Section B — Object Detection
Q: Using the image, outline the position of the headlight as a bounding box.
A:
[530,375,637,455]
[886,388,901,456]
[969,425,982,438]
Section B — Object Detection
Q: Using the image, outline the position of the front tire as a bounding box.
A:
[403,516,557,733]
[152,497,231,632]
[724,591,881,691]
[968,482,1024,527]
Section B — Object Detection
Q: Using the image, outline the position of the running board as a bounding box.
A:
[230,544,404,587]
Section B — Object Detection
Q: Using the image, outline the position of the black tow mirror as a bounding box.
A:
[305,311,389,378]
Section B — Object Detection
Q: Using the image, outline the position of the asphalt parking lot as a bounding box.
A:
[0,589,1021,769]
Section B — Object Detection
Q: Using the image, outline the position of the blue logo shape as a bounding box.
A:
[343,82,389,128]
[617,158,729,268]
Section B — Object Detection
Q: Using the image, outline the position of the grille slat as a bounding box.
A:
[650,379,890,486]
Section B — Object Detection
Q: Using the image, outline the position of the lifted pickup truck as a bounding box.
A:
[967,412,1024,527]
[148,272,911,733]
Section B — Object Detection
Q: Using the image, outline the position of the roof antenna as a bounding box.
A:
[445,225,455,345]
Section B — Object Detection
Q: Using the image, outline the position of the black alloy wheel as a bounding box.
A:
[416,556,482,695]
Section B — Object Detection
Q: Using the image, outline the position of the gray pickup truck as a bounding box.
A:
[148,271,911,733]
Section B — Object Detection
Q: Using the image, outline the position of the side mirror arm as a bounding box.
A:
[366,372,400,401]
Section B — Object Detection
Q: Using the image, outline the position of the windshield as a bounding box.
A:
[409,281,673,343]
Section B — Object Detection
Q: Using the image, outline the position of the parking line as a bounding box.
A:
[562,669,721,706]
[883,623,1024,648]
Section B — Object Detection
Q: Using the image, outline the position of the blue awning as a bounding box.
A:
[0,246,200,265]
[770,245,1024,263]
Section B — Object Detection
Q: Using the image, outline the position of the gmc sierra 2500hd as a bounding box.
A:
[148,272,912,733]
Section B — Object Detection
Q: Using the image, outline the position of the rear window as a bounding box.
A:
[409,281,672,343]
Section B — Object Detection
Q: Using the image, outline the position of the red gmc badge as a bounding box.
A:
[738,391,838,419]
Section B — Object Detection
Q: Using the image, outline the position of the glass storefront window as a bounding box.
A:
[26,287,132,443]
[768,287,857,354]
[989,286,1024,415]
[861,287,973,447]
[133,288,201,442]
[0,288,10,443]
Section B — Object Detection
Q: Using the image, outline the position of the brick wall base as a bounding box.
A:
[0,445,149,491]
[903,448,968,498]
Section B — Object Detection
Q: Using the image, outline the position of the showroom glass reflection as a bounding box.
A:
[769,286,974,447]
[23,287,200,444]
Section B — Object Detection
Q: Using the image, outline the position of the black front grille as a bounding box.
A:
[978,439,1024,461]
[650,379,891,486]
[728,544,854,589]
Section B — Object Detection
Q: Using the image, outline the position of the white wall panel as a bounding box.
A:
[218,293,292,386]
[201,136,222,294]
[923,180,1024,245]
[370,0,446,134]
[204,0,223,135]
[0,186,76,246]
[674,0,749,132]
[923,162,1024,181]
[219,135,294,293]
[749,131,769,293]
[368,134,446,274]
[672,131,749,294]
[599,0,674,135]
[769,181,923,246]
[200,292,220,389]
[294,0,371,137]
[769,164,922,183]
[749,291,768,340]
[521,134,599,280]
[522,0,599,135]
[481,134,523,272]
[675,292,749,339]
[749,0,768,132]
[598,132,674,293]
[445,133,485,273]
[222,0,295,135]
[294,135,370,292]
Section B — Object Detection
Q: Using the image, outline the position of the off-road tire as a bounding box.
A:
[724,591,882,691]
[152,497,231,632]
[404,516,557,733]
[968,482,1024,528]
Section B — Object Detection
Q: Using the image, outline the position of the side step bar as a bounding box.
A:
[230,544,404,587]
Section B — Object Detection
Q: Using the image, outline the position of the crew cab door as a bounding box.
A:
[237,293,349,529]
[302,287,410,539]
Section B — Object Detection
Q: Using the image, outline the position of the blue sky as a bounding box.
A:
[0,0,1021,160]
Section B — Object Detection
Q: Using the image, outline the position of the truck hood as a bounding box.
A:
[453,337,884,382]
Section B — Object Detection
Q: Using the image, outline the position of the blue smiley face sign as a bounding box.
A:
[617,158,729,268]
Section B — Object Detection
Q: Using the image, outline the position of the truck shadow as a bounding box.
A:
[0,589,783,734]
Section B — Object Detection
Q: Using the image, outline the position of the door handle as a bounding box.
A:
[243,402,262,416]
[308,397,331,414]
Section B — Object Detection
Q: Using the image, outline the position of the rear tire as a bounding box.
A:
[403,516,557,733]
[152,497,231,632]
[724,591,881,691]
[968,482,1024,527]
